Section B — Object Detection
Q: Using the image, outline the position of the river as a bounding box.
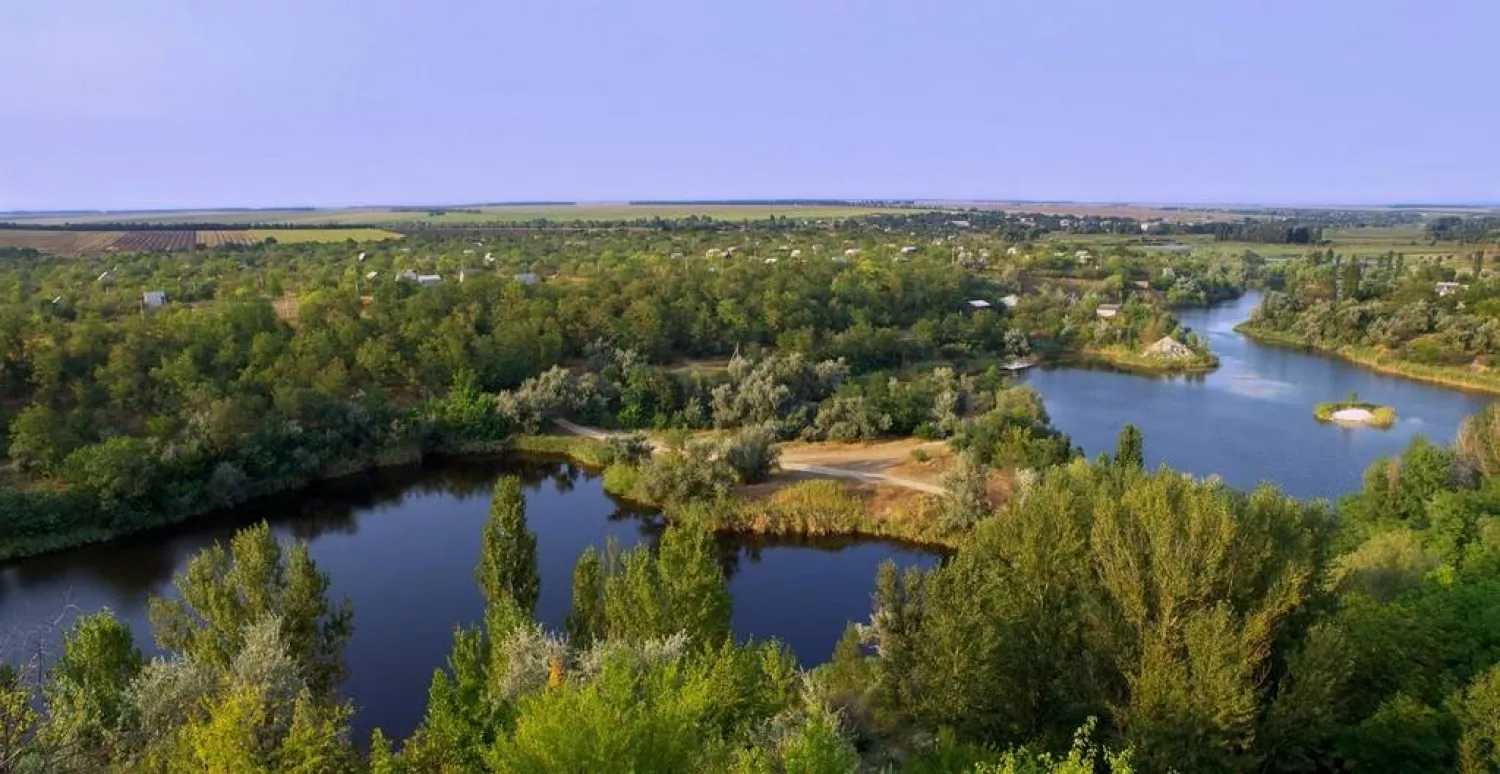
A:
[1,291,1492,741]
[1019,291,1494,500]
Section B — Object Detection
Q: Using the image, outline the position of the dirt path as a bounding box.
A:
[548,419,949,495]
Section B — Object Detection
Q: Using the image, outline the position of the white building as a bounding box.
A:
[143,290,167,308]
[1000,294,1020,309]
[1436,281,1467,296]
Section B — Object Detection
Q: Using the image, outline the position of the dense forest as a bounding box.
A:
[0,222,1226,560]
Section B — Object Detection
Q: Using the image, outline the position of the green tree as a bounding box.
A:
[147,522,353,697]
[1114,423,1144,470]
[476,476,540,616]
[566,546,606,647]
[1459,664,1500,774]
[37,610,143,767]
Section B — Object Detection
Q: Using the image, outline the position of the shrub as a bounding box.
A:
[721,425,780,484]
[600,433,653,467]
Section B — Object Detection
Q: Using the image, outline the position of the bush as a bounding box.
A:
[642,443,736,505]
[939,450,993,529]
[600,433,653,467]
[721,425,780,484]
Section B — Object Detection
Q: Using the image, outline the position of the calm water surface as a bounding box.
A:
[0,458,937,740]
[1020,292,1494,500]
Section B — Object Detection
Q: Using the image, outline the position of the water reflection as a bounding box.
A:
[0,456,937,741]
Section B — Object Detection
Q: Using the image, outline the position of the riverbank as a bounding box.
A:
[1236,324,1500,396]
[0,442,430,564]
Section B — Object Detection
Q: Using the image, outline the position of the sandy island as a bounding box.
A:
[1330,407,1376,423]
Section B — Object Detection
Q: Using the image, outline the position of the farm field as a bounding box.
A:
[244,228,401,243]
[3,203,928,227]
[0,228,401,256]
[0,230,125,254]
[197,230,259,247]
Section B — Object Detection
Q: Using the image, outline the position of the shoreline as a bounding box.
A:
[1236,324,1500,397]
[0,434,958,565]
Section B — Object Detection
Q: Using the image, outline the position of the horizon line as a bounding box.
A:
[4,197,1500,217]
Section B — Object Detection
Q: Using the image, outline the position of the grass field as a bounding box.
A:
[244,228,401,243]
[3,203,928,227]
[1041,228,1472,261]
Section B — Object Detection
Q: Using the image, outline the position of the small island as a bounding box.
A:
[1083,335,1220,374]
[1315,392,1396,428]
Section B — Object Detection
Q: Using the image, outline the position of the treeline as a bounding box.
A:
[1180,221,1323,244]
[1242,252,1500,371]
[1429,216,1500,244]
[0,241,1038,558]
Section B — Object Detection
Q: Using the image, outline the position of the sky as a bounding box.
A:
[2,0,1497,211]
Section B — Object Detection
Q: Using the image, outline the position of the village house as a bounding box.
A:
[142,290,167,309]
[1096,303,1121,319]
[1000,294,1020,309]
[1436,281,1467,297]
[416,274,442,287]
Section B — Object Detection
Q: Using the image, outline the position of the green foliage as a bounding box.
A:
[1459,664,1500,774]
[147,522,353,697]
[566,546,606,647]
[939,449,994,529]
[36,610,143,765]
[1114,424,1144,470]
[476,476,540,615]
[482,641,801,773]
[971,719,1135,774]
[640,441,736,505]
[598,521,731,646]
[953,387,1077,471]
[721,424,781,484]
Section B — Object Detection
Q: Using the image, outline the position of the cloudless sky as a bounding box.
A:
[3,0,1497,210]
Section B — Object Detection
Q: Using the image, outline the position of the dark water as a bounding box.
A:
[1020,292,1495,500]
[0,457,937,740]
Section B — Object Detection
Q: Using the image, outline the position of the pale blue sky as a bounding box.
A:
[3,0,1496,210]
